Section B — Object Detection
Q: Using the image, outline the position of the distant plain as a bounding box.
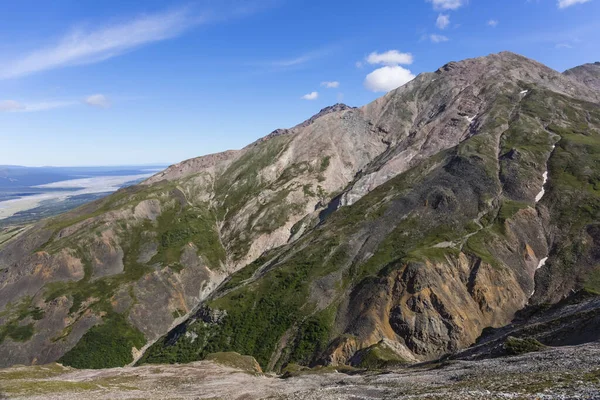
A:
[0,165,166,226]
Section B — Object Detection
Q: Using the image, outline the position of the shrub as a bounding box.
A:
[58,312,146,369]
[503,336,546,356]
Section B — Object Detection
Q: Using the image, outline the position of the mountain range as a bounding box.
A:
[1,52,600,374]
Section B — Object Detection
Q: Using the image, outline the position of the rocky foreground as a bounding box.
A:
[1,343,599,399]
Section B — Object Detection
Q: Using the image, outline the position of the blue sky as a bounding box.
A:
[0,0,598,166]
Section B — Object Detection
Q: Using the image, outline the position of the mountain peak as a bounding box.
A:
[293,103,354,129]
[564,61,600,92]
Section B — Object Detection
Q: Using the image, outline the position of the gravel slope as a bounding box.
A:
[1,342,599,399]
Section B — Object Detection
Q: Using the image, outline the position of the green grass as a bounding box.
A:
[320,156,331,172]
[584,266,600,294]
[205,352,262,374]
[150,204,225,270]
[503,336,546,356]
[0,322,34,343]
[353,341,408,370]
[0,297,41,344]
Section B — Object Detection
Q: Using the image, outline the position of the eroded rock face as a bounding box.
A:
[2,52,600,369]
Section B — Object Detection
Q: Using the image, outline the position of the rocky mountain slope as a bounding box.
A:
[1,52,599,372]
[565,61,600,91]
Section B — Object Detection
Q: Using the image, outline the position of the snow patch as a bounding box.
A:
[465,115,477,123]
[534,144,556,203]
[535,171,548,202]
[520,90,529,95]
[537,257,548,270]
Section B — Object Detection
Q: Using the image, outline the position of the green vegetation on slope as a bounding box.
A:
[58,311,145,369]
[352,341,408,369]
[36,183,227,368]
[0,297,44,344]
[503,336,546,356]
[140,236,346,369]
[150,202,225,270]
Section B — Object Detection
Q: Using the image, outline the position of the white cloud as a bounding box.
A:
[426,0,466,10]
[321,81,340,88]
[0,99,74,112]
[436,14,450,29]
[0,8,199,79]
[558,0,591,8]
[364,66,415,92]
[487,19,499,27]
[301,91,319,100]
[430,34,450,43]
[84,94,111,108]
[366,50,413,66]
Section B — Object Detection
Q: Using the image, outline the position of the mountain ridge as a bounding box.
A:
[1,51,600,371]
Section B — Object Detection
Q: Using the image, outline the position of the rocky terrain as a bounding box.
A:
[565,62,600,92]
[1,51,600,381]
[1,343,600,399]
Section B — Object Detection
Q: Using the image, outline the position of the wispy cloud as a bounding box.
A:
[487,19,499,27]
[301,91,319,100]
[84,94,111,108]
[556,43,574,48]
[321,81,340,88]
[268,54,315,68]
[0,8,202,79]
[0,99,75,112]
[426,0,467,10]
[252,47,332,69]
[558,0,591,8]
[430,34,450,43]
[436,14,450,29]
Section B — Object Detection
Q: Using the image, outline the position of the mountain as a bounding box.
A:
[1,52,600,371]
[565,61,600,92]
